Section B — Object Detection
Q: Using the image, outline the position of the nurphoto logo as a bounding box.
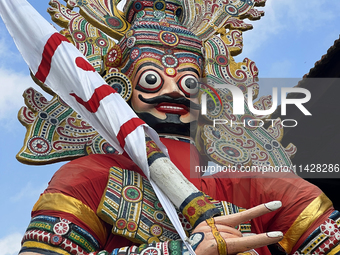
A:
[200,84,312,128]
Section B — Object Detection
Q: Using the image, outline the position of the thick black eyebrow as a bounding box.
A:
[136,62,163,74]
[177,67,200,77]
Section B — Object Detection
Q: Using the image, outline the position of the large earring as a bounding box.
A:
[103,71,133,102]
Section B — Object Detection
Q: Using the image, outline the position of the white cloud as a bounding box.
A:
[0,30,23,65]
[240,3,284,59]
[0,21,50,125]
[0,233,22,255]
[268,60,292,78]
[0,68,38,122]
[241,0,340,57]
[0,36,10,59]
[10,182,47,202]
[273,0,340,31]
[0,26,44,126]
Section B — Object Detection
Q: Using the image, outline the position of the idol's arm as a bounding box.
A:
[19,204,283,255]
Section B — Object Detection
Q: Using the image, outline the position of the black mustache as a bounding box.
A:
[138,95,201,110]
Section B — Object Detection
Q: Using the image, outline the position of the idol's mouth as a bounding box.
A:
[138,94,201,110]
[155,103,189,115]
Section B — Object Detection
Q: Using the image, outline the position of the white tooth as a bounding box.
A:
[267,231,283,238]
[264,201,282,211]
[160,105,183,110]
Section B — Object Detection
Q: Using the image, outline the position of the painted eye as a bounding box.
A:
[137,70,163,92]
[178,75,199,96]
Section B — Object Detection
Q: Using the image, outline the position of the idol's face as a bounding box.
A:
[130,58,202,136]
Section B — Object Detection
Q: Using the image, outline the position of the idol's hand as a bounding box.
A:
[189,201,283,255]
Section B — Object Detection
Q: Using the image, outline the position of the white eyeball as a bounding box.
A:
[178,75,199,96]
[138,70,163,92]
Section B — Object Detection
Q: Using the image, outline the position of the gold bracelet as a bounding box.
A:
[206,218,227,255]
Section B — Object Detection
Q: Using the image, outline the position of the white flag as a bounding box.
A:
[0,0,195,253]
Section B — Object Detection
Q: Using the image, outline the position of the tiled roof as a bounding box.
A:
[303,35,340,79]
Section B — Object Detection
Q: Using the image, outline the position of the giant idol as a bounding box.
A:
[1,0,339,254]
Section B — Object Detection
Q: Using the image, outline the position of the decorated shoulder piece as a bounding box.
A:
[21,163,252,254]
[97,165,251,243]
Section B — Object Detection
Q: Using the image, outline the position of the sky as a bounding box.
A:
[0,0,340,254]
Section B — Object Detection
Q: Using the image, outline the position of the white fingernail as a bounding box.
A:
[242,233,256,237]
[267,231,283,238]
[265,201,282,211]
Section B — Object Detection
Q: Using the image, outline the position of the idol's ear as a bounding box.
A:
[103,71,133,102]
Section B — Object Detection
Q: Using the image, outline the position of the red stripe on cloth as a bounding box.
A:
[117,118,145,149]
[70,84,117,113]
[35,33,70,83]
[75,57,96,72]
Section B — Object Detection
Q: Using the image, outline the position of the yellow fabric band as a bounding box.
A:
[328,243,340,255]
[182,195,217,227]
[279,193,332,253]
[206,217,227,255]
[33,192,107,245]
[22,241,70,255]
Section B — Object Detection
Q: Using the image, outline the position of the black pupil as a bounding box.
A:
[146,74,157,85]
[185,78,197,89]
